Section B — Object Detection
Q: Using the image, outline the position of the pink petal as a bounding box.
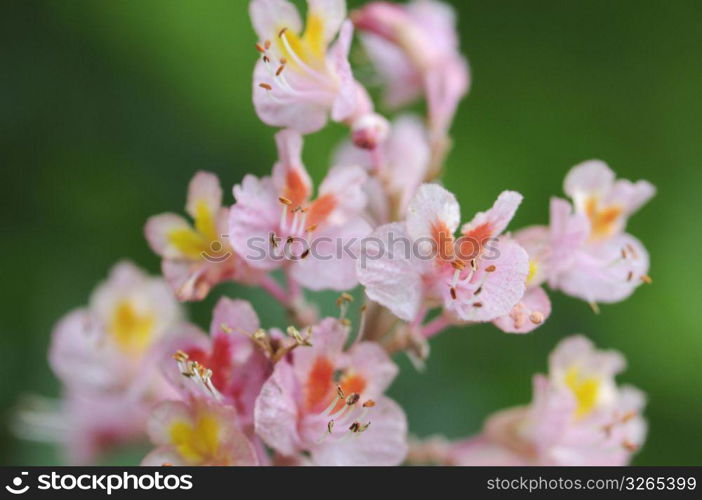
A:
[461,190,523,239]
[291,317,348,385]
[249,0,302,41]
[550,233,649,303]
[272,129,312,204]
[311,396,408,465]
[356,222,425,321]
[343,341,399,398]
[406,183,460,242]
[254,360,302,456]
[146,400,193,447]
[317,165,368,225]
[144,213,193,259]
[252,59,329,133]
[141,447,186,466]
[186,171,222,221]
[291,216,371,291]
[448,237,529,322]
[308,0,346,43]
[563,160,615,202]
[229,174,281,270]
[492,286,552,334]
[330,20,359,122]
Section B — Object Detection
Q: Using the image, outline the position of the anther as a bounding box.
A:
[276,65,285,76]
[474,286,483,296]
[529,311,544,324]
[473,302,483,308]
[220,323,233,334]
[622,440,638,452]
[255,43,265,53]
[451,260,465,271]
[450,287,457,300]
[278,27,288,38]
[640,274,652,284]
[346,393,360,406]
[264,39,271,50]
[485,265,496,273]
[278,196,292,205]
[300,248,310,259]
[626,271,633,282]
[259,83,272,91]
[362,400,375,408]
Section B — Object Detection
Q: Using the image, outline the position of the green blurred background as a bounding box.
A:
[1,0,701,465]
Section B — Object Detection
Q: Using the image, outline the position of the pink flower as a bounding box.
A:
[357,183,529,324]
[352,1,469,148]
[145,171,263,302]
[142,397,258,466]
[334,114,431,223]
[254,318,408,465]
[442,335,647,466]
[49,261,182,394]
[549,161,655,303]
[251,0,369,134]
[156,298,272,428]
[15,392,150,465]
[229,129,371,291]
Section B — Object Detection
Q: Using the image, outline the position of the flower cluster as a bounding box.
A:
[24,0,655,467]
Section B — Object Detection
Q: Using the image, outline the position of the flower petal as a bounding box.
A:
[144,213,195,259]
[356,222,424,321]
[461,190,522,240]
[272,129,312,206]
[250,0,302,41]
[229,174,281,270]
[311,396,408,465]
[492,286,551,334]
[254,360,302,456]
[406,183,460,243]
[308,0,346,44]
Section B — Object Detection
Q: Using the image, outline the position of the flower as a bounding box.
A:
[157,297,272,428]
[549,161,655,304]
[49,261,182,394]
[251,0,369,135]
[357,183,529,324]
[145,171,263,302]
[352,0,469,168]
[334,114,431,223]
[425,335,647,466]
[142,397,258,466]
[254,317,408,465]
[229,129,371,291]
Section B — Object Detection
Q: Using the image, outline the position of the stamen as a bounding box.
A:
[626,271,633,282]
[278,29,329,84]
[529,311,544,324]
[255,43,265,53]
[640,274,652,284]
[259,82,272,91]
[588,301,601,314]
[450,287,457,300]
[485,265,497,273]
[472,302,483,308]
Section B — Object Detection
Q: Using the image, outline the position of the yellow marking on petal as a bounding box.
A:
[303,13,326,60]
[584,197,623,240]
[193,200,218,243]
[168,227,208,259]
[275,14,327,71]
[526,260,538,286]
[110,300,155,354]
[565,366,601,418]
[169,414,220,464]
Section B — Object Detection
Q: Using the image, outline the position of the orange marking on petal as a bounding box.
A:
[431,220,455,261]
[305,356,335,411]
[585,197,623,239]
[307,193,337,229]
[460,223,493,260]
[283,169,310,208]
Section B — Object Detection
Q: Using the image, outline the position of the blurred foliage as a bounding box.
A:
[1,0,701,465]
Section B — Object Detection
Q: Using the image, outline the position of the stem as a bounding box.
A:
[259,274,288,305]
[421,315,452,339]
